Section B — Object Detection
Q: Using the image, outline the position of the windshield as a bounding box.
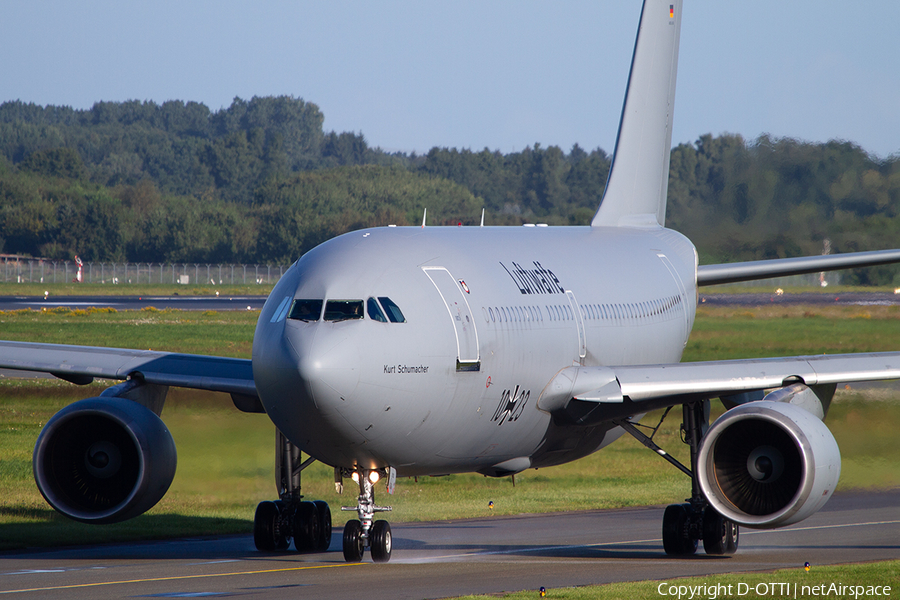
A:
[324,300,364,322]
[287,299,323,322]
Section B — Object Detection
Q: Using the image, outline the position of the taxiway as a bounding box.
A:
[1,489,897,599]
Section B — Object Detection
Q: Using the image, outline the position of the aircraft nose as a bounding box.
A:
[283,322,361,414]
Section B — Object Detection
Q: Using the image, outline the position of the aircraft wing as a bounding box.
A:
[0,340,256,397]
[697,249,900,286]
[540,352,900,425]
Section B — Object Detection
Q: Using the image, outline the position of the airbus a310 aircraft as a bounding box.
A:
[3,0,900,564]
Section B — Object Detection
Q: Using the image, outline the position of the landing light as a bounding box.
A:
[349,471,381,484]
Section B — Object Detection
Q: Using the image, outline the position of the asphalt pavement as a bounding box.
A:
[1,489,897,599]
[0,294,268,311]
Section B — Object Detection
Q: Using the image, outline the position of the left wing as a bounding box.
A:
[539,352,900,425]
[0,340,256,398]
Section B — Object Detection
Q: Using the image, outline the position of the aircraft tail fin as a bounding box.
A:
[592,0,682,228]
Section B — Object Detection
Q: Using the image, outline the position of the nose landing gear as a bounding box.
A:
[340,467,393,562]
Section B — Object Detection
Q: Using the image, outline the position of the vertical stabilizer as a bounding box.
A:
[591,0,682,228]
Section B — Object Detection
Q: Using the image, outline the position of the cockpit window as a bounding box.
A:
[378,297,406,323]
[367,297,388,322]
[324,300,364,322]
[287,299,322,322]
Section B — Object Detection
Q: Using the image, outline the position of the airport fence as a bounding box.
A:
[0,257,290,286]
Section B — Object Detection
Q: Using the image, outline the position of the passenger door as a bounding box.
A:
[422,267,480,371]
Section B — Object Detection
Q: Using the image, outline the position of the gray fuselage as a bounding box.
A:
[252,224,698,477]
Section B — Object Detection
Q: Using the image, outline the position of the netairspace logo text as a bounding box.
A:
[657,581,893,599]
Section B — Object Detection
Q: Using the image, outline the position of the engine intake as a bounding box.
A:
[33,398,177,524]
[697,400,840,528]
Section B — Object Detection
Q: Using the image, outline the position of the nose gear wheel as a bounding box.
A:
[341,467,393,562]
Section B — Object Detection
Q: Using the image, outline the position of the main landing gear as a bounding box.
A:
[339,467,393,563]
[616,401,739,556]
[253,430,332,553]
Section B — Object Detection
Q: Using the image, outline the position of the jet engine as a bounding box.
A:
[696,399,840,529]
[33,397,177,524]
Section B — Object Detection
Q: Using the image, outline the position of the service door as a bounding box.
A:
[566,290,587,361]
[422,267,480,371]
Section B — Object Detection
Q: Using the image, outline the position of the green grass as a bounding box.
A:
[454,560,900,599]
[0,305,898,551]
[0,305,256,356]
[686,304,900,360]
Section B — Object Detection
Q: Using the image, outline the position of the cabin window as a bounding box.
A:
[367,297,388,322]
[378,297,407,323]
[324,300,364,322]
[287,299,323,322]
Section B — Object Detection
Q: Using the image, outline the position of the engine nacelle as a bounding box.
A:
[697,400,840,529]
[33,397,177,524]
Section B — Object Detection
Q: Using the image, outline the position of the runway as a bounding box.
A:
[0,295,267,311]
[2,489,897,599]
[698,291,900,307]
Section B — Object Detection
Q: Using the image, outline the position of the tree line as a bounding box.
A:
[0,97,898,284]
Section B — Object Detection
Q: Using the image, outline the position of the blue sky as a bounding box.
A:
[2,1,898,157]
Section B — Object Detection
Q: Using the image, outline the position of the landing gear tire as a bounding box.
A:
[370,520,392,563]
[662,503,697,556]
[343,519,365,562]
[702,507,739,555]
[725,519,739,554]
[314,500,332,551]
[292,501,321,552]
[254,501,289,551]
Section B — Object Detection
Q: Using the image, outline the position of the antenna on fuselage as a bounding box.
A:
[480,208,485,227]
[421,208,427,228]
